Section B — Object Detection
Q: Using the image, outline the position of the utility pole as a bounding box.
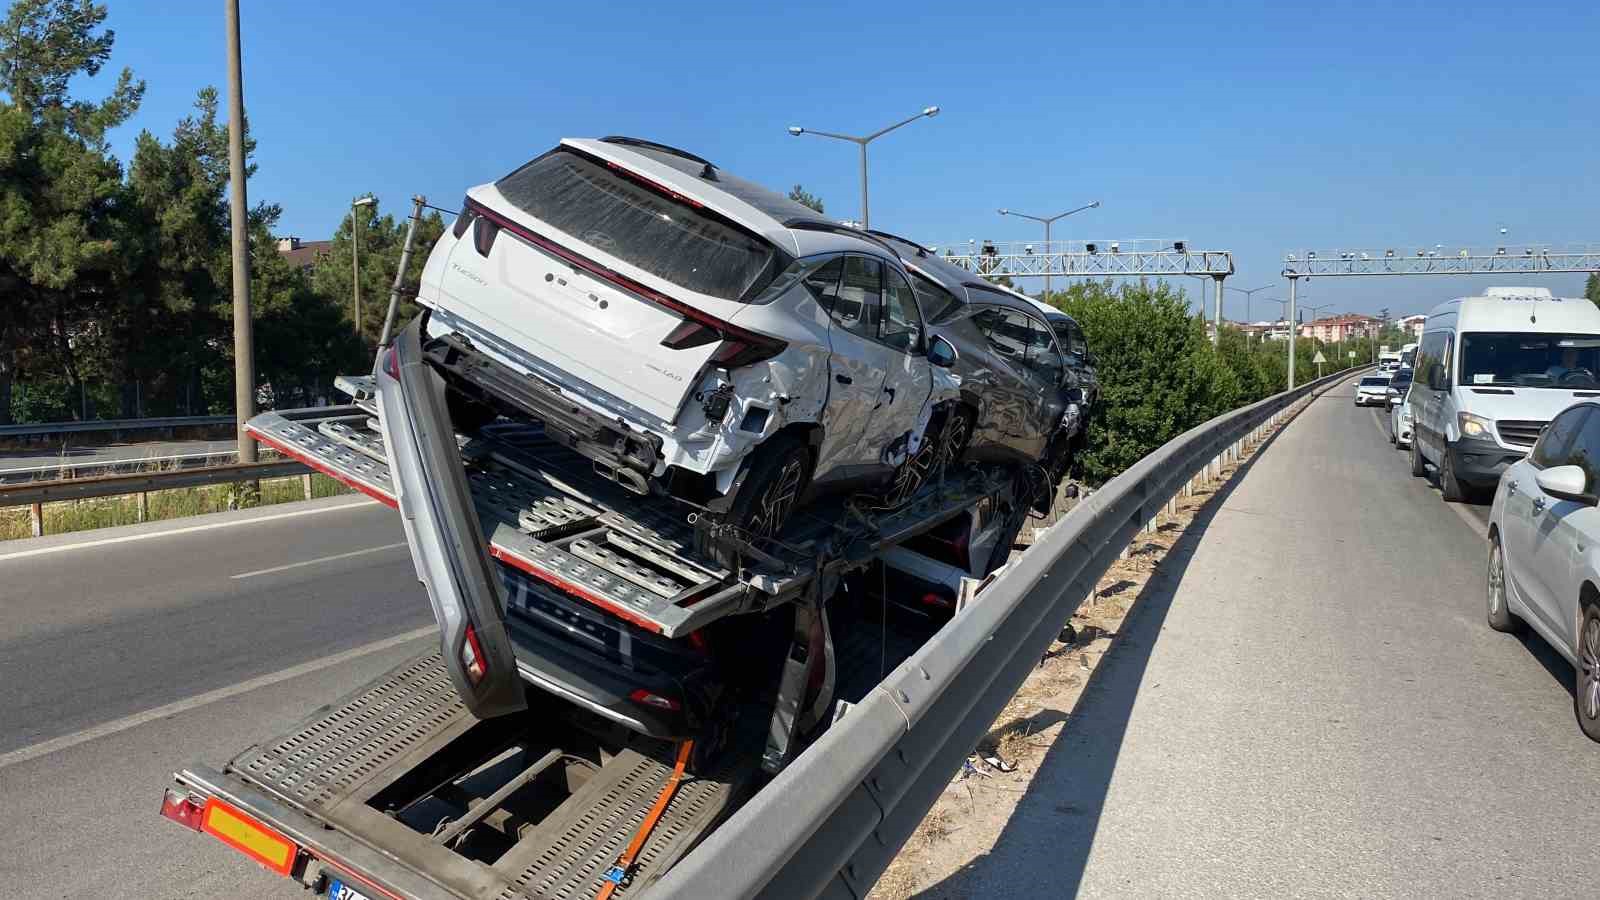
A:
[1287,277,1298,390]
[225,0,256,464]
[351,195,377,339]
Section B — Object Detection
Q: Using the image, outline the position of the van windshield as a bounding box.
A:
[494,149,780,302]
[1460,332,1600,389]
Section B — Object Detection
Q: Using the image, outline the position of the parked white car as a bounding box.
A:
[1487,400,1600,741]
[1388,369,1415,448]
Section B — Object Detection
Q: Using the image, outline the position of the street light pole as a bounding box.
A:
[1224,283,1273,327]
[997,201,1100,300]
[225,0,255,464]
[788,106,940,231]
[350,195,376,340]
[1287,278,1298,390]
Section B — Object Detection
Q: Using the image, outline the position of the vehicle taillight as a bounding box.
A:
[920,591,954,609]
[473,215,499,257]
[451,196,474,238]
[660,319,720,350]
[628,689,681,712]
[710,335,788,369]
[159,788,204,831]
[461,625,487,685]
[381,346,401,381]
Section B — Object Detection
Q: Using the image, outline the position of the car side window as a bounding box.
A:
[831,255,881,337]
[1531,406,1588,470]
[1026,317,1066,385]
[881,270,924,353]
[910,273,961,323]
[802,256,844,309]
[983,310,1032,362]
[1571,408,1600,492]
[1067,323,1088,358]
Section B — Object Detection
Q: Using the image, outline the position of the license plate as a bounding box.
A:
[327,878,373,900]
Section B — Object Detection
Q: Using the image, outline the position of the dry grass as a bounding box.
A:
[0,472,352,541]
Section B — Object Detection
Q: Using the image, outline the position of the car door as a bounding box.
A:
[810,254,893,484]
[1021,315,1069,458]
[970,307,1036,450]
[1505,405,1587,634]
[1545,406,1600,650]
[856,267,934,467]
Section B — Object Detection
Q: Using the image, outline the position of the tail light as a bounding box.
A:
[660,320,720,350]
[461,625,488,684]
[159,788,204,831]
[629,689,682,712]
[473,215,500,257]
[710,335,788,369]
[451,196,475,238]
[381,346,401,381]
[920,591,954,609]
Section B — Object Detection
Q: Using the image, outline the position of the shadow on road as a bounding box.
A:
[913,414,1290,900]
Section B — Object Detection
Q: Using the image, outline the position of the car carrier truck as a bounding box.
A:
[156,324,1039,899]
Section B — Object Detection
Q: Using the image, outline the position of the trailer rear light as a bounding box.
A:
[159,788,204,831]
[200,797,299,876]
[461,625,488,685]
[920,591,954,609]
[628,689,681,712]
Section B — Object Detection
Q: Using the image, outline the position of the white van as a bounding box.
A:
[1409,287,1600,501]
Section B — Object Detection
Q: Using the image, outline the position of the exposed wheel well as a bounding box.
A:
[1581,581,1599,613]
[1487,523,1499,543]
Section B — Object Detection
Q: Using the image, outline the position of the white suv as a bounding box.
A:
[414,137,961,543]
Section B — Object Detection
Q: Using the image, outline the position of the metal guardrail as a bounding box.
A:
[646,365,1367,900]
[0,414,234,438]
[0,460,310,507]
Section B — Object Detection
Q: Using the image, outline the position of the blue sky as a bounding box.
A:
[95,0,1599,321]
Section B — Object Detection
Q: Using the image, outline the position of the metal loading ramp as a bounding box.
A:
[227,650,748,900]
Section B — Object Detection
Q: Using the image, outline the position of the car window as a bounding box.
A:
[831,255,882,337]
[1531,406,1588,470]
[1027,318,1066,385]
[981,309,1032,362]
[881,270,924,352]
[909,272,961,323]
[1571,407,1600,492]
[802,256,844,306]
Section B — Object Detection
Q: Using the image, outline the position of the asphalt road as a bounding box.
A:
[0,496,428,898]
[930,374,1600,899]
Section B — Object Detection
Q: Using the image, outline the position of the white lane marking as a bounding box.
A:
[0,498,379,563]
[232,542,408,579]
[0,625,435,770]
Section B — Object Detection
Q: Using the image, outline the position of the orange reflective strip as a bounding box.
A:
[201,798,297,876]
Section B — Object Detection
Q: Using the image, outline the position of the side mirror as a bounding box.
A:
[927,335,958,369]
[1535,464,1593,504]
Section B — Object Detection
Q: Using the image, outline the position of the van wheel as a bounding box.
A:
[1439,450,1467,502]
[1576,605,1600,743]
[702,436,811,567]
[1486,534,1523,634]
[1410,438,1427,477]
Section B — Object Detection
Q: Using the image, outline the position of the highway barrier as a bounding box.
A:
[0,414,234,439]
[645,365,1366,900]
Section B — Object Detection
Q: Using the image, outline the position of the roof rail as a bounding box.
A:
[782,219,904,257]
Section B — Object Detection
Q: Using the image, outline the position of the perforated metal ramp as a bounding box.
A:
[230,651,475,814]
[492,749,749,900]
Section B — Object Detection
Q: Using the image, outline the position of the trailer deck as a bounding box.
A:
[176,650,753,899]
[247,376,1010,639]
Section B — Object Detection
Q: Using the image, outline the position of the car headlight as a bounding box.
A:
[1459,412,1492,438]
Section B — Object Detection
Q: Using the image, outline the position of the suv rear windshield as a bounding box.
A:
[495,149,780,302]
[1460,332,1600,389]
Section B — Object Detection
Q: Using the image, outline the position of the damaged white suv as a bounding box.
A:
[416,137,960,545]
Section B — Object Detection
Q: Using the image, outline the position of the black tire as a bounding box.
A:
[1410,437,1427,477]
[983,469,1034,576]
[704,436,812,567]
[1035,434,1073,515]
[1576,605,1600,743]
[1389,424,1397,446]
[1486,533,1523,634]
[1439,449,1467,502]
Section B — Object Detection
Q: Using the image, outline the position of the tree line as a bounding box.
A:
[0,0,437,425]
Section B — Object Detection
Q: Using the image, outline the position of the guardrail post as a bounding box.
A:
[301,474,313,501]
[136,491,148,523]
[30,501,43,537]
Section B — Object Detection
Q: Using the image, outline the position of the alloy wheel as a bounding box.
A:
[1488,542,1505,617]
[1583,615,1600,722]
